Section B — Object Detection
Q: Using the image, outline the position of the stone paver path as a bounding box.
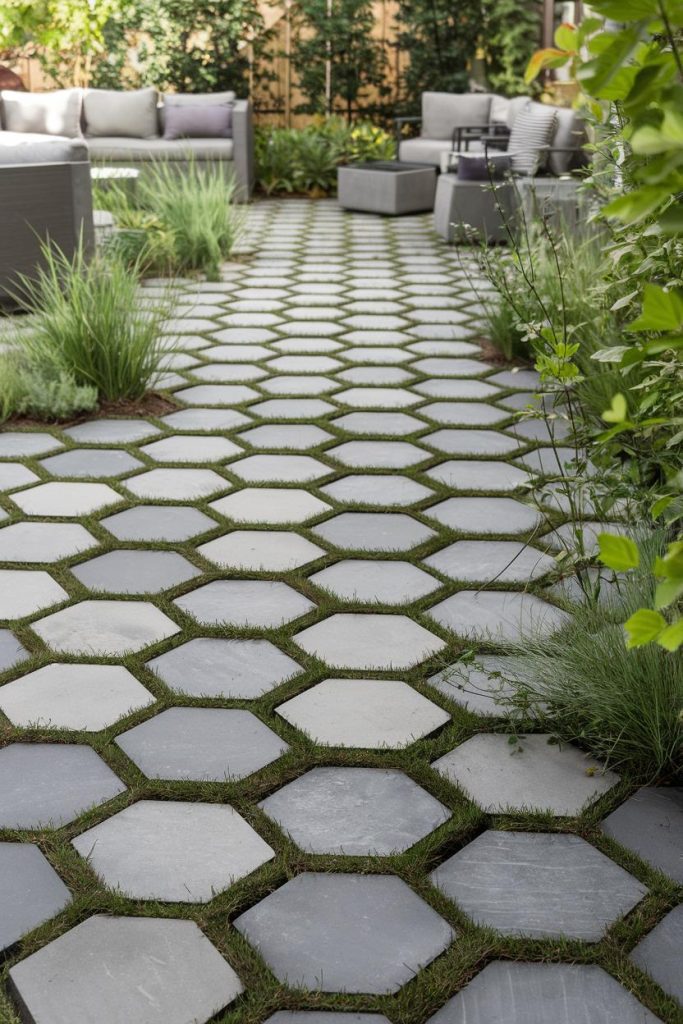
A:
[0,200,678,1023]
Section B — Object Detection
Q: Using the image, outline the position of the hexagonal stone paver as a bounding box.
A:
[0,664,153,730]
[0,462,39,490]
[265,1015,390,1024]
[71,800,274,902]
[235,873,454,993]
[328,441,428,469]
[630,904,683,1004]
[39,448,142,478]
[312,512,434,552]
[117,708,288,781]
[8,915,243,1024]
[239,425,332,450]
[177,384,259,406]
[321,475,433,507]
[138,435,241,463]
[0,843,72,952]
[278,678,449,747]
[337,367,414,386]
[310,559,439,604]
[260,375,339,397]
[148,638,301,698]
[336,387,420,409]
[424,429,519,456]
[161,407,251,431]
[431,830,646,940]
[426,496,542,534]
[62,418,161,443]
[33,600,179,655]
[231,454,329,483]
[260,767,450,855]
[433,733,619,815]
[421,402,508,426]
[331,412,423,435]
[11,481,122,517]
[426,963,662,1024]
[175,580,315,627]
[426,460,531,492]
[252,399,335,419]
[429,590,570,642]
[0,628,28,671]
[101,505,215,541]
[71,549,200,594]
[0,744,125,828]
[0,522,97,563]
[295,613,445,670]
[0,431,63,456]
[211,487,330,524]
[0,569,67,619]
[125,468,229,500]
[601,787,683,882]
[427,655,529,716]
[199,531,324,572]
[424,540,556,584]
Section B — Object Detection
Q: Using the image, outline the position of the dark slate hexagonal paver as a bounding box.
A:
[431,831,646,940]
[199,531,324,572]
[0,843,72,953]
[424,541,556,584]
[426,962,662,1024]
[0,744,125,828]
[117,708,289,781]
[294,613,445,670]
[312,513,434,552]
[235,873,454,993]
[433,734,619,815]
[309,559,439,604]
[12,481,122,517]
[429,590,570,642]
[0,664,154,730]
[426,497,541,535]
[260,767,450,855]
[175,580,315,628]
[8,916,243,1024]
[39,448,142,478]
[33,599,179,655]
[71,549,200,594]
[630,904,683,1004]
[211,488,330,524]
[0,628,28,671]
[148,637,301,698]
[101,505,215,541]
[278,678,449,748]
[321,475,433,507]
[0,522,97,563]
[71,800,274,902]
[601,787,683,882]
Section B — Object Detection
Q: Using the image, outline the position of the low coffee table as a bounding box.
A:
[337,161,437,215]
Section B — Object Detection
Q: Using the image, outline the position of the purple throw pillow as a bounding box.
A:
[457,152,510,181]
[163,103,233,140]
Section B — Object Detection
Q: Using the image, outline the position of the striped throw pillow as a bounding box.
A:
[507,103,558,175]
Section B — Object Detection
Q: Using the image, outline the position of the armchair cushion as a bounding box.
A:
[422,92,493,140]
[548,106,586,174]
[84,87,158,139]
[398,137,463,166]
[507,103,557,174]
[1,89,83,138]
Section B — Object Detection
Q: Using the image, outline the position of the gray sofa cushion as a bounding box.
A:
[399,136,484,166]
[84,87,158,139]
[0,89,83,138]
[0,131,89,164]
[85,136,234,161]
[548,106,585,174]
[163,103,232,140]
[422,92,493,140]
[508,103,557,175]
[160,90,236,133]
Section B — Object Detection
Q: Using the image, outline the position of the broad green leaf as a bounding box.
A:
[630,284,683,331]
[654,578,683,609]
[525,48,571,84]
[602,393,628,423]
[597,533,640,571]
[555,23,578,51]
[658,203,683,234]
[591,345,630,362]
[657,618,683,652]
[643,335,683,353]
[651,495,674,518]
[588,0,658,16]
[624,608,667,648]
[603,186,672,224]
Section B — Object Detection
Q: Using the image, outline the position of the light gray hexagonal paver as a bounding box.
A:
[199,531,324,572]
[71,800,274,902]
[328,441,428,469]
[101,505,215,541]
[336,387,420,409]
[0,664,154,730]
[424,541,556,584]
[8,915,243,1024]
[124,468,229,500]
[117,708,288,781]
[231,454,330,483]
[0,431,63,457]
[312,512,434,552]
[421,402,508,426]
[11,481,122,517]
[161,408,251,431]
[429,590,570,642]
[265,1014,390,1024]
[331,412,423,435]
[62,418,161,443]
[235,872,454,993]
[426,963,662,1024]
[424,429,520,456]
[601,787,683,883]
[294,613,445,670]
[433,733,620,815]
[0,462,39,490]
[260,767,450,854]
[138,435,242,463]
[321,475,433,507]
[210,487,330,524]
[427,655,529,716]
[176,384,259,406]
[0,744,125,828]
[630,904,683,1004]
[33,600,180,655]
[431,830,646,940]
[238,425,332,450]
[175,580,315,627]
[278,678,449,748]
[0,522,97,563]
[0,628,28,671]
[39,448,142,478]
[252,399,335,419]
[71,549,200,594]
[0,569,67,619]
[0,843,72,953]
[309,559,439,604]
[426,460,531,492]
[260,375,339,397]
[148,638,301,698]
[426,497,541,535]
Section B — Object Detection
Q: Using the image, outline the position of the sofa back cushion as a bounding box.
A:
[1,88,82,138]
[422,92,493,140]
[508,102,558,175]
[163,103,233,140]
[84,87,158,138]
[548,105,586,174]
[160,91,236,133]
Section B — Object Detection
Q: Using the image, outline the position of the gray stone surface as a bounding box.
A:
[62,418,161,443]
[0,522,97,562]
[117,708,288,780]
[0,462,39,490]
[12,481,122,517]
[426,460,530,492]
[433,733,620,815]
[234,873,454,993]
[0,628,28,671]
[252,399,335,419]
[39,448,142,478]
[33,599,180,655]
[424,429,519,456]
[428,590,570,642]
[336,386,420,409]
[124,468,229,500]
[424,540,556,584]
[431,830,646,940]
[601,787,683,882]
[312,512,434,552]
[0,743,125,828]
[427,655,528,715]
[294,613,445,669]
[199,530,324,571]
[278,677,449,748]
[148,638,301,698]
[265,1015,390,1024]
[175,580,315,627]
[71,549,200,594]
[231,454,330,483]
[0,431,63,456]
[0,843,72,953]
[260,767,450,854]
[139,435,241,463]
[309,559,439,604]
[239,425,331,450]
[321,475,432,507]
[8,915,243,1024]
[160,408,251,431]
[426,962,662,1023]
[328,441,428,469]
[629,904,683,1004]
[0,569,67,619]
[211,487,330,523]
[101,505,215,541]
[421,402,508,425]
[426,497,541,534]
[331,412,423,435]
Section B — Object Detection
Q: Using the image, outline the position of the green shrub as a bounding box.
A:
[0,353,97,423]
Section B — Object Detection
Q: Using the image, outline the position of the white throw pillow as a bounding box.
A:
[84,87,159,139]
[508,103,558,175]
[0,89,83,138]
